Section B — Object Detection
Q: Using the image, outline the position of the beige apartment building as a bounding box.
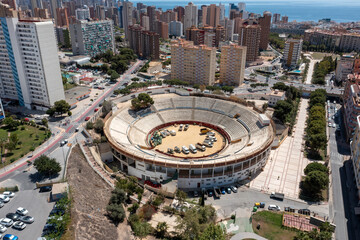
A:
[220,44,247,86]
[171,40,216,85]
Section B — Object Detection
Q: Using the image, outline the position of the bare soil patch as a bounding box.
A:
[66,145,119,240]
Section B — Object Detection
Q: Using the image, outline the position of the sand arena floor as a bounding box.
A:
[154,124,226,158]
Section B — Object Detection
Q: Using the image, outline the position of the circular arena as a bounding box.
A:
[104,95,274,190]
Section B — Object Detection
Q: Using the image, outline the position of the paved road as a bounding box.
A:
[328,103,351,240]
[206,187,329,220]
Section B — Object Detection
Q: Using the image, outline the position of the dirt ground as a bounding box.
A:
[154,124,225,157]
[66,145,121,240]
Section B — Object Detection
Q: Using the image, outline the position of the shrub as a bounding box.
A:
[138,204,156,221]
[10,158,16,163]
[128,202,139,214]
[86,122,94,129]
[20,126,25,130]
[106,203,125,224]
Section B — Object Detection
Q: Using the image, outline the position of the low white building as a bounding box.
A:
[268,90,285,107]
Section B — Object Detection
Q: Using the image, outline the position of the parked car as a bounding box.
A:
[12,221,26,230]
[230,186,238,193]
[268,205,281,211]
[284,207,295,213]
[94,108,99,112]
[85,116,90,121]
[0,195,10,203]
[207,189,213,197]
[220,187,226,194]
[19,216,34,224]
[6,213,20,221]
[2,191,15,198]
[0,218,13,227]
[0,224,7,233]
[193,191,199,197]
[0,200,4,208]
[298,209,311,215]
[226,187,231,194]
[39,186,52,192]
[16,207,28,216]
[3,234,18,240]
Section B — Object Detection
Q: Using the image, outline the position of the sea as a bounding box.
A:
[130,0,360,23]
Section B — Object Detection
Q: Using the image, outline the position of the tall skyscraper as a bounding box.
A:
[141,15,149,30]
[259,11,272,50]
[169,21,183,37]
[69,20,115,57]
[283,39,303,68]
[128,25,159,60]
[122,0,133,40]
[238,23,261,62]
[225,18,234,41]
[273,13,281,23]
[282,16,288,23]
[0,9,65,109]
[96,5,105,20]
[219,3,225,21]
[184,2,197,33]
[56,8,69,27]
[147,5,156,31]
[76,5,90,20]
[205,4,220,27]
[238,2,246,12]
[171,39,216,86]
[220,44,247,86]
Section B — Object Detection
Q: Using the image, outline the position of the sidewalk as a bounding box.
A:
[250,99,310,199]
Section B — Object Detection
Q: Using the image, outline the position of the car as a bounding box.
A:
[193,191,199,197]
[332,123,336,128]
[6,213,20,221]
[3,234,18,240]
[16,207,28,216]
[2,191,15,198]
[75,127,80,132]
[207,189,213,197]
[0,224,7,233]
[19,215,34,224]
[226,187,231,194]
[0,195,10,203]
[39,186,52,192]
[12,221,26,230]
[85,116,90,121]
[298,209,311,215]
[328,122,332,127]
[220,187,226,194]
[94,108,99,112]
[268,205,281,211]
[230,186,238,193]
[0,218,13,227]
[60,141,66,146]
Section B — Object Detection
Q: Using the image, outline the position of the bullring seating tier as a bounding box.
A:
[106,96,273,163]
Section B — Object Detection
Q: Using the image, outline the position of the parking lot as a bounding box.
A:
[0,189,54,239]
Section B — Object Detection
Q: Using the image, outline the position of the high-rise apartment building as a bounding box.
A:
[169,21,183,37]
[147,6,156,31]
[282,16,288,23]
[96,5,105,20]
[350,114,360,203]
[56,8,69,27]
[156,20,168,39]
[339,33,360,52]
[0,11,65,109]
[122,0,133,40]
[34,8,50,19]
[343,74,360,141]
[272,13,280,23]
[259,11,271,50]
[204,4,220,27]
[76,6,90,20]
[173,6,185,22]
[171,39,216,85]
[335,55,355,84]
[220,44,247,86]
[69,20,115,57]
[141,15,149,30]
[283,39,303,68]
[184,2,197,33]
[128,25,159,60]
[238,23,261,62]
[238,2,246,12]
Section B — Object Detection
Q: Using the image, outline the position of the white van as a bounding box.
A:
[196,143,206,151]
[268,204,281,211]
[182,146,189,154]
[189,144,197,153]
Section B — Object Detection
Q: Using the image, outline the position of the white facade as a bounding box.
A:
[238,2,246,12]
[184,2,198,33]
[122,0,133,40]
[141,15,150,31]
[169,21,183,37]
[0,17,65,109]
[75,6,90,20]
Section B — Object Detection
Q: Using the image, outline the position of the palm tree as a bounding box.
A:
[156,222,168,238]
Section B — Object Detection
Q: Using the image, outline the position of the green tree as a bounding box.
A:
[155,222,168,238]
[3,117,18,130]
[131,77,139,82]
[50,100,71,116]
[303,170,329,194]
[110,71,120,81]
[41,118,48,127]
[102,101,113,117]
[106,203,125,224]
[128,202,139,214]
[94,119,104,134]
[304,162,329,175]
[33,155,61,177]
[274,100,294,123]
[131,93,154,110]
[109,188,126,205]
[9,133,19,146]
[175,189,187,206]
[198,223,226,240]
